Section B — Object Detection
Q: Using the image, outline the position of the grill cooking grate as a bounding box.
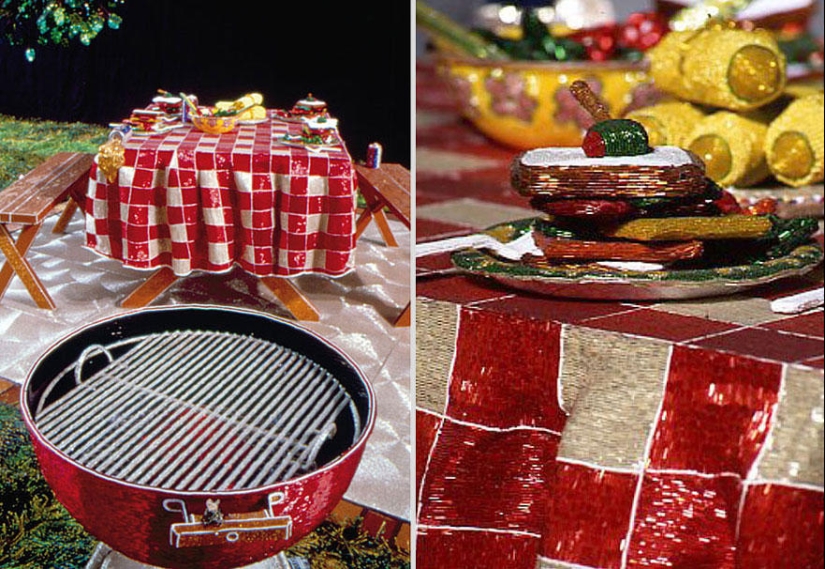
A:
[35,330,359,492]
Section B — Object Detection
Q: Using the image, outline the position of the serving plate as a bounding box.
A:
[451,218,823,300]
[275,135,338,152]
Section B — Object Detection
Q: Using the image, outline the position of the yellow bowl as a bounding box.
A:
[435,55,653,149]
[191,114,238,135]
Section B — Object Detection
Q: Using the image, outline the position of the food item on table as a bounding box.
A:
[503,80,820,272]
[686,111,770,187]
[532,232,705,263]
[214,92,266,120]
[301,116,339,145]
[648,26,786,111]
[528,179,742,220]
[625,102,706,147]
[604,214,774,241]
[569,80,652,157]
[415,0,510,60]
[290,94,328,118]
[512,145,707,199]
[152,93,183,115]
[764,92,824,187]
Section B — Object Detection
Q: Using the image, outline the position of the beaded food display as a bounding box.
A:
[632,24,824,189]
[508,81,820,266]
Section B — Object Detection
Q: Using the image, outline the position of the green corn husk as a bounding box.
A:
[416,1,510,60]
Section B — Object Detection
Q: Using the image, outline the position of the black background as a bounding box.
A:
[0,1,411,167]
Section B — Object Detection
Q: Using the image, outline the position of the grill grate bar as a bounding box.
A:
[182,358,330,491]
[158,351,311,491]
[218,361,345,490]
[100,334,267,481]
[143,344,298,490]
[36,330,357,492]
[136,342,297,489]
[274,392,352,482]
[37,332,184,430]
[38,332,218,448]
[45,330,245,467]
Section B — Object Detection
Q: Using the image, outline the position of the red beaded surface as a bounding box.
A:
[648,346,782,476]
[540,461,638,569]
[627,473,740,567]
[418,419,558,533]
[448,308,564,431]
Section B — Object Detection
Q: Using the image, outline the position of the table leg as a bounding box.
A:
[259,277,320,321]
[121,267,179,309]
[393,302,411,328]
[0,224,56,309]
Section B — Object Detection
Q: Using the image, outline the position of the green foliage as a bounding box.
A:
[0,114,107,190]
[0,0,125,61]
[288,518,411,569]
[0,402,97,569]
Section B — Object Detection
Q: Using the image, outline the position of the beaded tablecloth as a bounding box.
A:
[415,61,824,569]
[86,114,357,278]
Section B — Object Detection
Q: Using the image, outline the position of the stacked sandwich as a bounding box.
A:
[510,81,819,268]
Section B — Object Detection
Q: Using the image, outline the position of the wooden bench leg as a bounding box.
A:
[355,207,374,241]
[372,208,399,247]
[259,277,320,322]
[355,200,398,247]
[52,197,80,234]
[0,224,56,309]
[393,302,410,328]
[121,267,179,308]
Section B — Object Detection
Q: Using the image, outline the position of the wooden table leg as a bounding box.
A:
[259,276,320,321]
[121,267,179,309]
[393,302,411,328]
[0,224,56,309]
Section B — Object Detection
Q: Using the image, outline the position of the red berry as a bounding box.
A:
[582,129,606,157]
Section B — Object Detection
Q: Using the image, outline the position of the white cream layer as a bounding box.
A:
[520,146,697,168]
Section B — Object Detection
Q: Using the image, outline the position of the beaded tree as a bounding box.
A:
[0,0,125,61]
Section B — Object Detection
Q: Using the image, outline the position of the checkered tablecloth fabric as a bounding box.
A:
[86,118,357,277]
[416,300,824,569]
[415,60,824,569]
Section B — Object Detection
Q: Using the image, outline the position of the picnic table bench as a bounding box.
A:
[0,152,93,309]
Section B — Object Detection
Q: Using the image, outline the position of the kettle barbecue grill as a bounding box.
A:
[22,306,375,569]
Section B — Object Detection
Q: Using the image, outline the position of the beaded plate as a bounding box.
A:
[451,218,823,300]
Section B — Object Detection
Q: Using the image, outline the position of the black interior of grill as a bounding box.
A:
[26,307,371,486]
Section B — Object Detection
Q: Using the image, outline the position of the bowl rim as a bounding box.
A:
[434,52,651,72]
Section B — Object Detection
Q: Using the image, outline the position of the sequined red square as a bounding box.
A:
[648,345,782,476]
[418,419,558,534]
[447,308,565,431]
[737,483,824,568]
[627,473,740,568]
[540,461,637,569]
[416,410,441,495]
[416,526,539,569]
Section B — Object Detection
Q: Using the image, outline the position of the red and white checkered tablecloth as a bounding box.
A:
[86,117,357,277]
[415,61,824,569]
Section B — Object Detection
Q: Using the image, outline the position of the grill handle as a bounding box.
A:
[164,493,293,548]
[34,343,117,418]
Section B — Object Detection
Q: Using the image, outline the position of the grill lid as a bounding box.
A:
[34,330,361,492]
